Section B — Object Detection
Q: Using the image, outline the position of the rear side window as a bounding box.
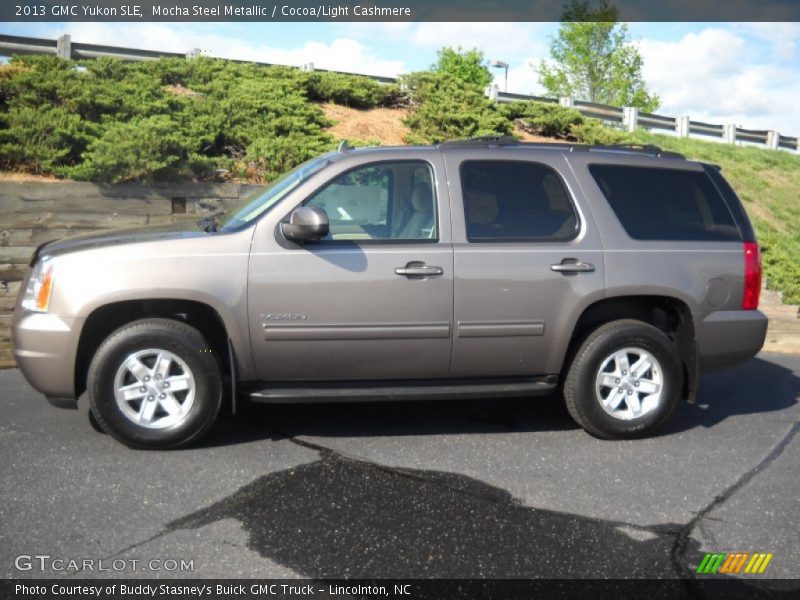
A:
[460,161,579,242]
[589,165,741,241]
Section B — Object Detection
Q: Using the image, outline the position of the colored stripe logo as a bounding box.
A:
[696,552,773,574]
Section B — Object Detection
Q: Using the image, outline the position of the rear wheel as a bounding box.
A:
[87,318,222,449]
[563,319,682,439]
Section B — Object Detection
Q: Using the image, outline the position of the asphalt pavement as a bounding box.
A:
[0,353,798,588]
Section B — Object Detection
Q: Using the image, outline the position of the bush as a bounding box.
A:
[401,71,510,144]
[305,72,403,108]
[62,115,191,182]
[431,47,493,89]
[570,119,633,145]
[500,100,584,138]
[0,104,95,173]
[241,131,334,183]
[0,55,337,182]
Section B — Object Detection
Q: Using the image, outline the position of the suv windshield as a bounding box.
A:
[220,156,332,231]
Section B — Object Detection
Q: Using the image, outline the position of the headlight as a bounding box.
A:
[21,260,55,313]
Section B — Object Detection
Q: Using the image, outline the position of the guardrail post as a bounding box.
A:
[485,84,499,102]
[56,34,71,60]
[622,107,639,132]
[766,130,780,150]
[676,115,690,138]
[559,96,573,108]
[723,124,737,144]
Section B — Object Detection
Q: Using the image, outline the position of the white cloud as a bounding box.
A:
[341,21,551,87]
[340,21,549,58]
[223,38,405,77]
[32,22,406,77]
[639,28,800,135]
[735,22,800,61]
[503,58,543,96]
[409,22,549,59]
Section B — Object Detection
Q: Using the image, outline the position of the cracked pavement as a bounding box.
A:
[0,353,798,586]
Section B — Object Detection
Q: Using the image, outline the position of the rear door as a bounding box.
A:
[445,150,606,377]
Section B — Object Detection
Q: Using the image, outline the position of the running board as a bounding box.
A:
[246,376,558,404]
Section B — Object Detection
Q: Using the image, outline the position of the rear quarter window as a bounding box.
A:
[588,165,741,241]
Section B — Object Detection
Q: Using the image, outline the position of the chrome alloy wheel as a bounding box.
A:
[594,347,663,421]
[113,349,196,430]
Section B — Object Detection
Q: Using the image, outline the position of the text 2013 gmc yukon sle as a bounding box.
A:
[13,138,768,449]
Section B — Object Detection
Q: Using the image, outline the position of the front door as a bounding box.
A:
[248,156,454,381]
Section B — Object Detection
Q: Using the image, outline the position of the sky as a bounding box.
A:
[1,21,799,135]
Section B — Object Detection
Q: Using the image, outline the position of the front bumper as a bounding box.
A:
[696,309,768,373]
[12,311,84,398]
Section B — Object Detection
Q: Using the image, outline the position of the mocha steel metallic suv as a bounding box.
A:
[13,138,768,449]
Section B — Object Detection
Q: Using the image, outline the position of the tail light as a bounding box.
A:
[742,242,761,310]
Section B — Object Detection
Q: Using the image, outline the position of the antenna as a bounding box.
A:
[337,140,351,153]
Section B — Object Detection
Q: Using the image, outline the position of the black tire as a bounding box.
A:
[87,318,222,449]
[76,393,106,434]
[563,319,683,440]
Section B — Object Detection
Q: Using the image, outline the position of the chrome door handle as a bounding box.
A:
[395,266,443,277]
[550,261,595,273]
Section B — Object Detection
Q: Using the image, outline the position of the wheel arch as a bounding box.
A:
[74,299,235,402]
[563,294,698,402]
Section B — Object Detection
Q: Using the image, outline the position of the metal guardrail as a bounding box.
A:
[0,33,397,82]
[573,100,624,123]
[636,112,676,131]
[0,33,797,153]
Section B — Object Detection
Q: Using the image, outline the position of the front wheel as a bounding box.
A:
[563,319,683,439]
[87,318,222,449]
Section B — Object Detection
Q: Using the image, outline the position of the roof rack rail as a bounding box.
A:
[577,143,685,159]
[439,135,520,147]
[438,137,685,159]
[439,136,577,151]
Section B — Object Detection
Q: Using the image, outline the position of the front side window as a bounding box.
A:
[305,161,437,241]
[460,161,579,242]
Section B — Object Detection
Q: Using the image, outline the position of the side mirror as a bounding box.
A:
[281,206,329,242]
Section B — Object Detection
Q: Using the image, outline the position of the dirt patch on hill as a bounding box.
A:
[322,103,411,146]
[0,172,60,182]
[321,103,571,147]
[512,127,572,144]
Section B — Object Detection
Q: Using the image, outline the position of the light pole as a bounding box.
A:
[489,59,509,93]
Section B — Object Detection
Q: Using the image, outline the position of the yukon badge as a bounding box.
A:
[263,313,308,323]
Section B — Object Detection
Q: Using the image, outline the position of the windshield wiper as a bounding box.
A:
[197,211,224,233]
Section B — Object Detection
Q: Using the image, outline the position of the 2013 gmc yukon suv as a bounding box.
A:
[13,138,768,448]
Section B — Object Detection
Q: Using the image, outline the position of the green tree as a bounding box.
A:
[432,47,493,89]
[537,0,659,111]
